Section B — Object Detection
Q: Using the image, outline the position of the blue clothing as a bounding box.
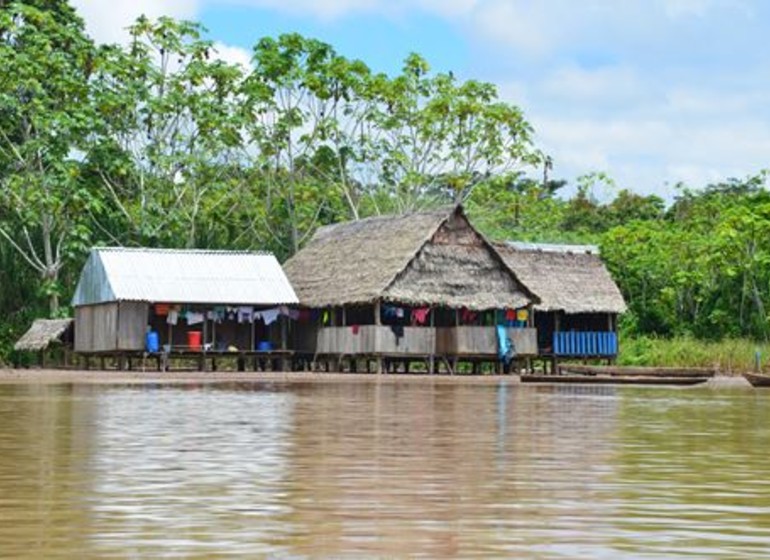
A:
[496,325,516,363]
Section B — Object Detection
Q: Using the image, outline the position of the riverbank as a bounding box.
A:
[0,368,520,385]
[0,368,752,388]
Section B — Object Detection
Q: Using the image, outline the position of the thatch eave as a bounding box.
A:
[14,318,73,352]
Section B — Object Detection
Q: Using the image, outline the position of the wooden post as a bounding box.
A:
[341,305,347,326]
[280,316,288,371]
[203,314,208,347]
[552,312,561,375]
[375,300,382,374]
[429,307,435,375]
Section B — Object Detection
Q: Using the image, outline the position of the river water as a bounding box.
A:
[0,380,769,558]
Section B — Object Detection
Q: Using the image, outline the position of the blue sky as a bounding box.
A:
[73,0,770,199]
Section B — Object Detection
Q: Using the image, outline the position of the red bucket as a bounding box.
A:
[187,331,202,350]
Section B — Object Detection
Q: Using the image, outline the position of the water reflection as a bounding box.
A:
[0,381,768,558]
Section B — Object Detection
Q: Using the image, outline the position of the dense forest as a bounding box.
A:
[1,0,769,363]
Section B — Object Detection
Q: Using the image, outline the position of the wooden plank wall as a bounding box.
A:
[117,301,149,351]
[74,303,119,352]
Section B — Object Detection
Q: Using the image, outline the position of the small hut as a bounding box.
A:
[71,248,298,369]
[283,205,539,373]
[14,318,74,367]
[495,242,626,363]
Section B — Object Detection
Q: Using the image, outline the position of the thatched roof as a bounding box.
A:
[495,243,627,314]
[283,206,537,310]
[14,319,73,351]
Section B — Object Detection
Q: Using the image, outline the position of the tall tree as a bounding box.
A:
[0,2,99,314]
[91,16,245,249]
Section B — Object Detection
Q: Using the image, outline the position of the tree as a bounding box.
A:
[367,54,541,211]
[91,16,246,249]
[0,2,99,314]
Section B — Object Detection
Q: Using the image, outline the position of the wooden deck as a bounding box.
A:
[78,349,293,372]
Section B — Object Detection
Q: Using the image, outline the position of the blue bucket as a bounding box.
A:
[145,331,160,353]
[256,341,273,352]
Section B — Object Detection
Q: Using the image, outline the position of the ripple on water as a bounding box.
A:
[0,382,769,558]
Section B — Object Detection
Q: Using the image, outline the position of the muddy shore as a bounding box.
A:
[0,368,753,387]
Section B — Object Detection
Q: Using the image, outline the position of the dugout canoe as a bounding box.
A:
[742,372,770,387]
[557,364,716,378]
[521,374,709,386]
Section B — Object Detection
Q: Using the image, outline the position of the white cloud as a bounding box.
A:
[72,0,200,43]
[540,65,643,103]
[212,42,253,70]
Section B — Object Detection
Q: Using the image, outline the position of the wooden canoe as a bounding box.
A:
[521,374,709,386]
[557,364,716,378]
[742,372,770,387]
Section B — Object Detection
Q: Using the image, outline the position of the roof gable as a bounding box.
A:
[71,248,298,306]
[384,209,535,310]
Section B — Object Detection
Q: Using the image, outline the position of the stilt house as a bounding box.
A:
[282,206,540,373]
[71,248,298,366]
[495,242,626,361]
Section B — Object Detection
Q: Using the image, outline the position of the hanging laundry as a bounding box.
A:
[383,306,399,318]
[396,308,405,319]
[322,310,330,325]
[288,309,300,320]
[461,308,478,323]
[517,309,529,322]
[155,303,170,317]
[261,308,280,325]
[166,310,179,325]
[186,311,205,325]
[412,307,430,325]
[505,309,517,322]
[390,324,404,345]
[278,305,290,316]
[299,309,312,322]
[351,324,360,335]
[237,306,254,323]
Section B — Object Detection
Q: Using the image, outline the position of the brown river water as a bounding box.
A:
[0,380,769,558]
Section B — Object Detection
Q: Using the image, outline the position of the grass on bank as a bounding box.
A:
[618,336,770,374]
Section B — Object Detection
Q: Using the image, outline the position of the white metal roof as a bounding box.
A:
[71,247,298,306]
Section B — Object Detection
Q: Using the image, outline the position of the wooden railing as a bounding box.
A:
[316,326,435,356]
[553,331,618,357]
[436,327,538,357]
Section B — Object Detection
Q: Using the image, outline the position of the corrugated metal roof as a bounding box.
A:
[505,241,600,255]
[71,247,298,306]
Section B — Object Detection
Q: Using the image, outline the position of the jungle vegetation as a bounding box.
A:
[1,1,769,366]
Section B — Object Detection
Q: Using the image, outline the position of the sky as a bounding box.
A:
[70,0,770,199]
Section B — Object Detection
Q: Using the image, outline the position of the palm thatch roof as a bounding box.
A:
[495,243,626,314]
[283,206,538,310]
[14,319,73,352]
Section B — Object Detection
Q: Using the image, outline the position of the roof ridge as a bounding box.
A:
[92,246,274,256]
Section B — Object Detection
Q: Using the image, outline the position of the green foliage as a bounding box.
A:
[618,335,770,373]
[1,1,769,367]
